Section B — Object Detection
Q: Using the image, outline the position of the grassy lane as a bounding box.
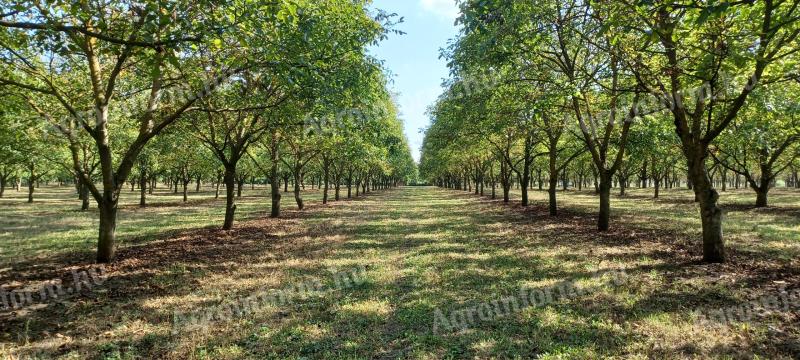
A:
[1,186,798,359]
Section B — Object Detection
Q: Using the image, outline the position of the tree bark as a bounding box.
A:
[795,170,799,188]
[80,181,90,211]
[362,175,368,194]
[334,174,341,201]
[548,169,558,216]
[347,170,353,198]
[139,172,147,207]
[223,166,237,230]
[27,179,34,203]
[755,189,768,207]
[322,159,330,204]
[752,167,773,207]
[96,197,118,263]
[653,176,661,199]
[689,161,725,263]
[520,153,531,206]
[215,172,222,199]
[182,179,189,202]
[270,148,281,219]
[499,160,511,203]
[598,175,612,231]
[294,170,304,210]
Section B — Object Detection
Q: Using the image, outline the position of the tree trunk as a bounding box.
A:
[182,179,188,202]
[362,176,367,194]
[500,161,511,203]
[323,162,330,204]
[753,168,772,207]
[521,159,531,206]
[795,170,799,188]
[347,172,353,198]
[294,170,304,210]
[491,174,496,199]
[548,170,558,216]
[598,175,612,231]
[27,179,34,203]
[81,186,90,210]
[654,177,660,199]
[755,189,768,207]
[689,161,725,263]
[215,174,221,199]
[335,176,341,201]
[547,148,558,216]
[96,196,119,263]
[223,167,237,230]
[537,170,543,191]
[139,172,147,208]
[270,158,281,219]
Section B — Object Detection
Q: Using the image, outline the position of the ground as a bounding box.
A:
[1,185,799,359]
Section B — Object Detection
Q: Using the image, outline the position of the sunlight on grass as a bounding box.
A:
[1,186,798,358]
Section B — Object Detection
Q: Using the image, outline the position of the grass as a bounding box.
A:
[0,184,324,264]
[1,184,799,359]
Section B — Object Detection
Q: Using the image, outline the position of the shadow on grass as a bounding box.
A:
[1,186,798,359]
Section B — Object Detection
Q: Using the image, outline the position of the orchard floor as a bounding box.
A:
[1,185,799,359]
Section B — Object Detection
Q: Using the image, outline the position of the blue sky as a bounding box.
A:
[369,0,460,162]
